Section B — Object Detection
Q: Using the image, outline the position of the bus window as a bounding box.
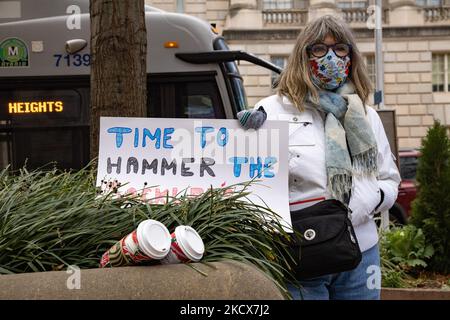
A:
[11,127,88,170]
[213,38,248,114]
[148,73,225,119]
[185,95,215,118]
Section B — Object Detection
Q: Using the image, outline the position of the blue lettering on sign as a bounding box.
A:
[249,157,263,178]
[263,156,277,178]
[105,127,175,149]
[217,127,229,147]
[229,156,277,178]
[143,128,162,149]
[163,128,175,149]
[107,127,132,148]
[134,128,139,148]
[195,127,214,149]
[229,156,249,178]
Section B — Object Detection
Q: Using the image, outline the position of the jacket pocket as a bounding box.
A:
[348,175,382,226]
[278,113,315,146]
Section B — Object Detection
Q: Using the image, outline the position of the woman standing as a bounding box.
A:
[238,15,401,300]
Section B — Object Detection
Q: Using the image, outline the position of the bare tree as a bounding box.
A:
[90,0,147,159]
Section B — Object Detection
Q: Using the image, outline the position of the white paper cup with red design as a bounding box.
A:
[161,226,205,264]
[100,219,171,267]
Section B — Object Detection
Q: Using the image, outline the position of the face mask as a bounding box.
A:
[309,49,351,91]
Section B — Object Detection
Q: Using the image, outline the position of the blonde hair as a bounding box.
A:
[276,15,373,111]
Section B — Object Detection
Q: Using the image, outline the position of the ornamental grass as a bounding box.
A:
[0,163,297,297]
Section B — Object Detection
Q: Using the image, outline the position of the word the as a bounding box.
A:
[8,101,63,114]
[229,156,277,178]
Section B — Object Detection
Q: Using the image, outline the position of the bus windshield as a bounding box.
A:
[213,38,248,114]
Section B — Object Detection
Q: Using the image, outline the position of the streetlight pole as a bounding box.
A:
[375,0,384,110]
[374,0,390,231]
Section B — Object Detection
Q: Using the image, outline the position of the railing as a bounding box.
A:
[263,8,389,26]
[262,7,450,26]
[262,9,308,25]
[422,6,450,22]
[341,8,389,24]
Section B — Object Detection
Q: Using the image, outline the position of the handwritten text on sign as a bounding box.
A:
[96,117,291,228]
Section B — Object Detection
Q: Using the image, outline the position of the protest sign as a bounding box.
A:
[96,117,291,228]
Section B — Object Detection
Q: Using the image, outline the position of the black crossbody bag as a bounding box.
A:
[288,199,362,280]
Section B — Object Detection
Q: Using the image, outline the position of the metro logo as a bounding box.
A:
[8,46,18,56]
[8,101,64,114]
[0,38,29,67]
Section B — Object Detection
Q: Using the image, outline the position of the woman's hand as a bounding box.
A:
[348,174,382,227]
[237,106,267,130]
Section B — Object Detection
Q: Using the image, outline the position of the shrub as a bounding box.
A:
[411,121,450,274]
[380,225,434,271]
[380,261,409,288]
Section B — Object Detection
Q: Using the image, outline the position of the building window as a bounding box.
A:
[263,0,293,10]
[416,0,443,6]
[295,0,309,9]
[364,54,376,88]
[432,53,450,92]
[176,0,185,13]
[270,56,288,88]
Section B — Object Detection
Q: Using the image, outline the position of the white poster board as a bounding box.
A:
[96,117,291,228]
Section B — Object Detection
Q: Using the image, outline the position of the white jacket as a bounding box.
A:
[255,84,401,252]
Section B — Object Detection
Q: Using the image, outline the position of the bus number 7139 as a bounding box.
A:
[54,53,91,67]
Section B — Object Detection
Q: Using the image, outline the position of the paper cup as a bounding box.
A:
[100,219,171,267]
[161,226,205,264]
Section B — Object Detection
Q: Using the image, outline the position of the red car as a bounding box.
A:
[388,149,421,224]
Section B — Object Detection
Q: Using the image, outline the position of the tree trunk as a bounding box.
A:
[90,0,147,159]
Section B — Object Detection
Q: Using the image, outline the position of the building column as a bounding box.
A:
[308,0,338,22]
[388,0,425,26]
[224,0,263,29]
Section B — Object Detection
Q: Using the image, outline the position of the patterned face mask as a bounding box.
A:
[309,49,351,91]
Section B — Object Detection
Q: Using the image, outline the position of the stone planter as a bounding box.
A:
[0,260,285,300]
[381,287,450,300]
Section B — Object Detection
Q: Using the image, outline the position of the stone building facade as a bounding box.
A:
[146,0,450,149]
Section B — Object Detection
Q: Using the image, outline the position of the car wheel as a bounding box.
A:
[389,206,407,225]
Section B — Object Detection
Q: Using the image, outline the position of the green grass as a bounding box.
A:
[0,163,297,297]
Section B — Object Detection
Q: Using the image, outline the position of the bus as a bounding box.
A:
[0,0,281,171]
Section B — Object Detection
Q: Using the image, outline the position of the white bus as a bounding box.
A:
[0,0,280,170]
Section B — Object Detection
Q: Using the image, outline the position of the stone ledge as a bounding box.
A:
[223,25,450,41]
[0,260,285,300]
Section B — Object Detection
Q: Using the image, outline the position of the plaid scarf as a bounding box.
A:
[305,81,378,205]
